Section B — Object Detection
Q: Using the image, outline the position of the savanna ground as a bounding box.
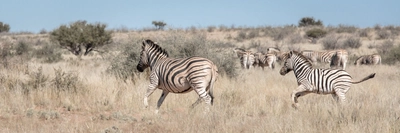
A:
[1,26,400,132]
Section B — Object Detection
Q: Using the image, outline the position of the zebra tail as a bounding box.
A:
[351,73,376,84]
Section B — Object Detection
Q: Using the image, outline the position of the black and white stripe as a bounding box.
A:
[301,49,348,70]
[137,40,218,113]
[354,54,381,66]
[280,51,375,108]
[234,48,255,69]
[254,52,276,70]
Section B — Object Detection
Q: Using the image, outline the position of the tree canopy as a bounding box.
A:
[0,22,10,33]
[50,20,112,56]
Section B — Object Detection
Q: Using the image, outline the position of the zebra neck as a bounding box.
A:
[148,53,167,71]
[293,63,312,79]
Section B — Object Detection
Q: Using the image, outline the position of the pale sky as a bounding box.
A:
[1,0,399,33]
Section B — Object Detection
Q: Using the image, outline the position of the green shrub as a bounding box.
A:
[0,21,10,32]
[298,17,323,27]
[50,20,112,56]
[306,28,327,39]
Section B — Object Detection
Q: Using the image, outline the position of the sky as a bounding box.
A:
[1,0,399,33]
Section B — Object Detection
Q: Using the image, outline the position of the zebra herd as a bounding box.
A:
[234,48,382,70]
[136,39,377,113]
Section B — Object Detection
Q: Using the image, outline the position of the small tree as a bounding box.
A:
[0,22,10,32]
[152,21,167,30]
[50,20,112,56]
[299,17,323,27]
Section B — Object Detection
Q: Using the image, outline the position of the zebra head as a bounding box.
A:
[280,51,295,75]
[137,39,168,72]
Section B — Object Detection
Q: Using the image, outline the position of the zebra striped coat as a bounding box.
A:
[254,52,276,70]
[234,48,255,69]
[137,40,218,113]
[330,49,348,70]
[280,51,375,108]
[301,49,348,70]
[354,54,381,66]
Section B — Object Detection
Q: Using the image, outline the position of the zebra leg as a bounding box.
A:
[144,74,159,108]
[291,85,309,109]
[191,97,202,108]
[155,90,169,114]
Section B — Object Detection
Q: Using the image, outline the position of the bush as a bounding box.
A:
[358,29,370,38]
[107,40,141,82]
[34,43,63,63]
[235,31,247,42]
[15,40,33,56]
[306,28,327,39]
[376,30,390,40]
[27,67,48,90]
[335,24,357,33]
[0,22,10,32]
[50,20,112,56]
[51,67,81,93]
[382,45,400,65]
[377,40,394,55]
[207,26,217,32]
[321,34,341,50]
[298,17,323,27]
[342,36,362,49]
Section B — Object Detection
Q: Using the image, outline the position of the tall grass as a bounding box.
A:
[0,27,399,133]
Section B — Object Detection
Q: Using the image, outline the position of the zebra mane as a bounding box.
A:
[143,39,169,57]
[290,51,313,66]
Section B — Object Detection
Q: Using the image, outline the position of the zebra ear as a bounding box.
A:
[289,51,294,56]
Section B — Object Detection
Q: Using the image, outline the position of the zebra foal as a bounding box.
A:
[137,40,218,113]
[280,51,375,108]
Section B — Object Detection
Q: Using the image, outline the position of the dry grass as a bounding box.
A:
[1,29,400,133]
[0,60,399,133]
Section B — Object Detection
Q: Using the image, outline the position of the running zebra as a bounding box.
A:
[137,40,218,113]
[354,54,381,66]
[234,48,255,69]
[279,51,375,108]
[301,49,348,70]
[254,52,276,70]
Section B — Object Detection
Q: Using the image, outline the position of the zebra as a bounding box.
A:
[279,51,375,108]
[267,47,285,63]
[234,48,255,69]
[254,52,276,70]
[330,49,348,70]
[137,39,219,113]
[354,54,381,66]
[301,49,348,70]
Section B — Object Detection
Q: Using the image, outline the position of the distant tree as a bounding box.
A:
[152,21,167,30]
[298,17,323,27]
[0,22,10,32]
[50,20,112,56]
